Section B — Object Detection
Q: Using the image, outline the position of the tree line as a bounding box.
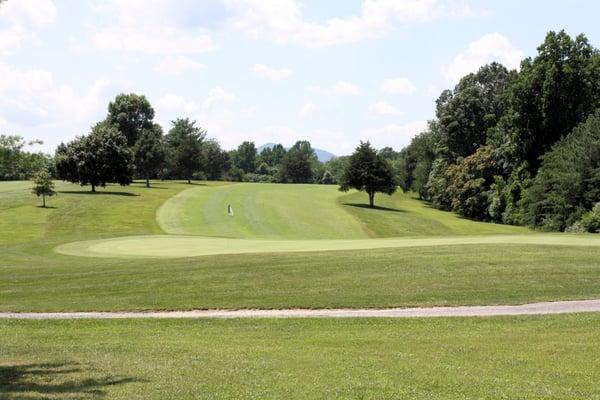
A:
[47,93,398,195]
[398,30,600,232]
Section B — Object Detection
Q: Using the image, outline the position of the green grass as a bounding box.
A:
[2,180,600,311]
[3,315,600,399]
[5,244,600,312]
[157,183,527,239]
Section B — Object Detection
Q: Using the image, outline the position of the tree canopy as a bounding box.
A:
[55,122,133,192]
[339,141,397,208]
[107,93,155,147]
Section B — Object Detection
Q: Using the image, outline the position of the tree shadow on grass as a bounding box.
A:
[177,181,206,186]
[59,191,139,197]
[35,206,58,209]
[0,361,144,399]
[342,203,405,213]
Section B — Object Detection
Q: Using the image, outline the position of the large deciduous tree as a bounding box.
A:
[510,31,600,171]
[339,141,397,208]
[436,62,514,158]
[55,122,133,192]
[106,93,155,146]
[133,124,166,187]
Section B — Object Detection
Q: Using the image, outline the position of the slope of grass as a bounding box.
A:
[2,315,600,399]
[157,183,528,239]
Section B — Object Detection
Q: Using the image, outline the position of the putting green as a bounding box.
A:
[55,234,600,258]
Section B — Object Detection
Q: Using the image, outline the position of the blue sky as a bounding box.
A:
[1,0,599,155]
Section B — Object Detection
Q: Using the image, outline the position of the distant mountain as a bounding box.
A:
[257,142,336,163]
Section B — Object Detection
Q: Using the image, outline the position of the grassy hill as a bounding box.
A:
[2,180,600,312]
[156,183,527,239]
[3,180,600,398]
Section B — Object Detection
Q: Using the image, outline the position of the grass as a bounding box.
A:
[2,180,600,311]
[2,315,600,399]
[156,183,528,239]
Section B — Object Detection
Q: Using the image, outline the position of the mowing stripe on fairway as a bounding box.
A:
[3,299,600,319]
[54,234,600,258]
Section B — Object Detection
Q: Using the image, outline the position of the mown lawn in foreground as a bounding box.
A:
[2,315,600,399]
[4,244,600,312]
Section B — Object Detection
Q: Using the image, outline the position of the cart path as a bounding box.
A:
[3,300,600,319]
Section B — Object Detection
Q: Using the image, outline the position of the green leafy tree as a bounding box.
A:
[436,62,514,158]
[510,31,600,171]
[165,118,206,184]
[0,135,51,180]
[107,93,155,146]
[55,122,133,192]
[339,141,397,208]
[203,139,230,180]
[32,170,56,207]
[522,111,600,231]
[234,141,257,173]
[278,140,316,183]
[133,124,165,187]
[259,144,287,166]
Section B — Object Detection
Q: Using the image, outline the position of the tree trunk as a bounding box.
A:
[187,178,191,184]
[368,192,375,208]
[42,194,46,208]
[146,177,150,188]
[91,184,96,193]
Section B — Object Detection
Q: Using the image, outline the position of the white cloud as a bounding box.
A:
[201,87,236,110]
[381,78,416,95]
[0,62,113,126]
[224,0,476,48]
[251,63,293,81]
[368,101,403,116]
[155,90,240,146]
[0,0,57,55]
[444,32,524,83]
[299,102,316,118]
[89,0,215,55]
[155,55,205,75]
[310,81,361,97]
[365,120,428,148]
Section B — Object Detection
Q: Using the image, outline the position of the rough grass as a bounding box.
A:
[2,315,600,399]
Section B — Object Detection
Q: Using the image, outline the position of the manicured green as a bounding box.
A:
[2,315,600,399]
[2,180,600,312]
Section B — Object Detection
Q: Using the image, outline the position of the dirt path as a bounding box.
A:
[3,300,600,319]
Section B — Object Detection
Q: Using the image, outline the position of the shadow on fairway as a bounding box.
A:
[0,361,144,399]
[59,191,139,197]
[36,205,58,209]
[343,203,405,213]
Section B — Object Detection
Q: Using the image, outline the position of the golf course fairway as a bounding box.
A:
[52,183,560,258]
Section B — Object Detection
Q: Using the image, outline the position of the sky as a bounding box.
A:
[1,0,599,156]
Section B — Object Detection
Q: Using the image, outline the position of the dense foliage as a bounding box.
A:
[55,122,133,192]
[0,135,52,180]
[399,30,600,231]
[339,141,397,208]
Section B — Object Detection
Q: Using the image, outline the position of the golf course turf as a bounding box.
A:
[4,180,600,397]
[4,180,600,311]
[3,315,600,399]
